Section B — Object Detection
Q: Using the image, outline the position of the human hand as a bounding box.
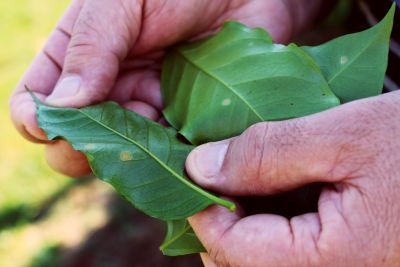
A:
[10,0,321,177]
[186,91,400,266]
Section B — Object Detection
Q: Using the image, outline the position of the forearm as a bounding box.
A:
[283,0,337,37]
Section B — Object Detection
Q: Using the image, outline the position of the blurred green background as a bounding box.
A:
[0,1,202,266]
[0,1,75,266]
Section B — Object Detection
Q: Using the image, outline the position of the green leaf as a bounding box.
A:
[302,4,395,103]
[160,219,205,256]
[32,96,235,221]
[161,21,340,145]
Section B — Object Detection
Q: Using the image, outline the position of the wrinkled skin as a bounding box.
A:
[12,0,400,266]
[10,0,309,176]
[187,91,400,266]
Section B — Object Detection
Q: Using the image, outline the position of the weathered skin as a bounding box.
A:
[187,91,400,266]
[10,0,312,176]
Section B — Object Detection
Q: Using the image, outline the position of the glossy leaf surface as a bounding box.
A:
[160,220,205,256]
[161,21,340,144]
[302,4,395,103]
[34,98,235,220]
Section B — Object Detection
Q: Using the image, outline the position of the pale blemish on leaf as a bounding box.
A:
[120,151,133,161]
[221,98,231,106]
[340,55,348,65]
[85,143,96,150]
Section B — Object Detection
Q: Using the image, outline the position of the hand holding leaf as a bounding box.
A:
[31,4,395,257]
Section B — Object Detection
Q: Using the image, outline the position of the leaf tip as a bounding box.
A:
[379,2,396,31]
[25,85,42,106]
[221,200,236,212]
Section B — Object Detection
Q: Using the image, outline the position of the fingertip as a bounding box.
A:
[24,126,48,143]
[189,203,241,250]
[122,101,160,121]
[45,76,81,106]
[185,141,229,190]
[136,77,163,109]
[10,92,49,143]
[46,140,91,177]
[45,77,111,108]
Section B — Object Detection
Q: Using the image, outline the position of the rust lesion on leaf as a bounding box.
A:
[120,151,133,161]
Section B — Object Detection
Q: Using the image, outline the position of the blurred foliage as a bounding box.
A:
[0,178,90,231]
[0,1,89,266]
[27,243,64,267]
[322,0,353,27]
[0,0,71,212]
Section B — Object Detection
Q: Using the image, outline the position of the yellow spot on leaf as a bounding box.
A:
[120,151,133,161]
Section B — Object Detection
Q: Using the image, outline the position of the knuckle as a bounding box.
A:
[68,28,100,54]
[68,16,107,60]
[70,3,134,60]
[243,122,269,156]
[263,120,305,180]
[239,122,269,179]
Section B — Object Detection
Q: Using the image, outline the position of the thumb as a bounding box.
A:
[186,112,362,195]
[46,0,142,107]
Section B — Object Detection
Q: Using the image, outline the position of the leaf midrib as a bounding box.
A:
[160,222,192,250]
[174,49,264,121]
[74,106,234,210]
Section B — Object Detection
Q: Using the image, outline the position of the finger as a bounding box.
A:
[200,253,218,267]
[46,0,143,107]
[186,99,373,195]
[190,204,324,266]
[130,76,163,110]
[122,101,160,121]
[158,117,169,127]
[109,69,163,110]
[120,50,164,70]
[46,140,91,177]
[188,204,241,254]
[10,92,48,142]
[10,0,84,142]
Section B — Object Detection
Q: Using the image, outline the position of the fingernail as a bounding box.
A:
[47,76,81,102]
[191,141,229,180]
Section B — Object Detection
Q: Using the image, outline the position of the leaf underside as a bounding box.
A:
[34,99,234,221]
[160,219,205,256]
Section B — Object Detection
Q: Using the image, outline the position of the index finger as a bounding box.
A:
[10,0,83,142]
